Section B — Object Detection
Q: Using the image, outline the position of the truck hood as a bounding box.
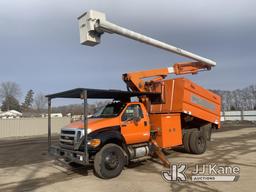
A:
[65,117,120,133]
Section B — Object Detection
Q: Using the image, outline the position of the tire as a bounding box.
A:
[183,131,191,153]
[94,143,125,179]
[206,126,212,141]
[189,131,207,154]
[201,124,212,141]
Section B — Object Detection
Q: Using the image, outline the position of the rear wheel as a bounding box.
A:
[189,131,207,154]
[201,124,212,141]
[183,131,191,153]
[94,143,125,179]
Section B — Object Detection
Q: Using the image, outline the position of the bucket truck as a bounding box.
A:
[47,10,221,179]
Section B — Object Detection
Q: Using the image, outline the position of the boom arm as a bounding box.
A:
[123,61,211,92]
[78,10,216,67]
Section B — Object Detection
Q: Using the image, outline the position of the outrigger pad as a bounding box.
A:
[150,139,170,168]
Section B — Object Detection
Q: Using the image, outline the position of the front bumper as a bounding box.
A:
[49,145,89,165]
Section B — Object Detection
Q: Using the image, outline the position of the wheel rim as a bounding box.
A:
[198,136,205,150]
[198,137,202,145]
[104,151,119,170]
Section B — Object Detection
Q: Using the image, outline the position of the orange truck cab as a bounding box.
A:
[60,101,151,151]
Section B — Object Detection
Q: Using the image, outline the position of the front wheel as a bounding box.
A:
[94,143,125,179]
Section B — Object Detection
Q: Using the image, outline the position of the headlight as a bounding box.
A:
[88,139,101,148]
[87,128,92,134]
[79,128,91,136]
[76,128,92,141]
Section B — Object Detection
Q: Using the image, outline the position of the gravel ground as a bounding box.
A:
[0,124,255,192]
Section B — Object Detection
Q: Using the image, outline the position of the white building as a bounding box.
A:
[0,110,22,119]
[41,113,63,118]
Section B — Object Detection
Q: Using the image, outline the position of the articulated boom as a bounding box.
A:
[123,61,211,92]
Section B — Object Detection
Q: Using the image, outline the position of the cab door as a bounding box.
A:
[120,103,150,144]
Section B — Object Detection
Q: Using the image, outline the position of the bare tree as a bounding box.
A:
[0,81,21,100]
[212,84,256,111]
[34,92,47,112]
[0,81,21,111]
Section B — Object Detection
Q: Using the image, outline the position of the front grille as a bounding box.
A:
[60,128,83,150]
[61,130,75,135]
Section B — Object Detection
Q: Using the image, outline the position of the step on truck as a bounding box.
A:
[47,10,221,179]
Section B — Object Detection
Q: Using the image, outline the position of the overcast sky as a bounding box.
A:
[0,0,255,102]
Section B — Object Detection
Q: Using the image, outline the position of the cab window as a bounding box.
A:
[121,104,143,121]
[92,102,126,118]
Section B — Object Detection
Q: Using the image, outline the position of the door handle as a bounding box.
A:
[144,121,148,126]
[121,124,127,127]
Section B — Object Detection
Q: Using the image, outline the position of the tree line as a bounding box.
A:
[51,101,109,116]
[0,81,108,116]
[211,84,256,111]
[1,81,256,115]
[0,81,47,114]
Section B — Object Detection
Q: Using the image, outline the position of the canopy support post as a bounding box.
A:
[48,98,52,151]
[83,90,89,164]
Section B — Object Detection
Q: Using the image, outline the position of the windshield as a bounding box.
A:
[92,102,126,118]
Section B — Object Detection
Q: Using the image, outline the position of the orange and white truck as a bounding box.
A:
[47,10,221,179]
